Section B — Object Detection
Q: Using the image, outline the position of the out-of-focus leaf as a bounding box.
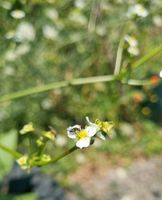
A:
[0,193,36,200]
[0,130,17,180]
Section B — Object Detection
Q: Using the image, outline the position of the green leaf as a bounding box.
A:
[0,130,17,180]
[0,193,36,200]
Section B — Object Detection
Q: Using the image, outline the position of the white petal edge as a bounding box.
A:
[76,137,91,149]
[67,131,76,139]
[67,124,81,139]
[67,124,81,130]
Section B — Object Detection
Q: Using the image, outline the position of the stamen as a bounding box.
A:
[76,130,88,139]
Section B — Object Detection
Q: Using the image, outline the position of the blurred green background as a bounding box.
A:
[0,0,162,199]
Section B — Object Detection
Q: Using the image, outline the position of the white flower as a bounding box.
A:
[76,126,96,148]
[15,44,31,56]
[15,22,35,42]
[125,35,139,56]
[69,11,87,25]
[67,124,97,149]
[5,44,30,61]
[41,98,53,110]
[159,70,162,78]
[10,10,25,19]
[153,15,162,27]
[5,50,17,61]
[45,8,59,21]
[127,4,148,18]
[3,66,15,76]
[5,30,15,39]
[96,25,107,36]
[55,135,67,147]
[128,46,140,56]
[86,117,106,140]
[75,0,86,9]
[42,25,58,40]
[67,117,114,148]
[125,35,138,47]
[134,4,148,17]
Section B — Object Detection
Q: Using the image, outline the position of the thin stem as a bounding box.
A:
[132,43,162,69]
[39,143,47,157]
[0,143,22,159]
[38,145,78,166]
[88,0,98,32]
[0,80,68,103]
[0,73,157,104]
[114,34,125,75]
[1,41,162,104]
[122,79,151,86]
[0,75,115,103]
[50,145,78,164]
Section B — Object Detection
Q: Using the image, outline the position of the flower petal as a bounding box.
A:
[67,131,76,139]
[67,124,81,139]
[85,116,93,125]
[86,126,98,137]
[76,137,91,148]
[98,132,106,140]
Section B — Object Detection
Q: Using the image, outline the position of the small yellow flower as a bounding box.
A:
[16,155,29,170]
[43,131,55,141]
[20,122,34,134]
[95,119,114,134]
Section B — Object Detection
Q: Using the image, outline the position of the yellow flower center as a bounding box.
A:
[77,130,88,139]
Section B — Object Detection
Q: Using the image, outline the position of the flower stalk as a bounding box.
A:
[43,145,78,166]
[0,117,114,171]
[0,143,22,159]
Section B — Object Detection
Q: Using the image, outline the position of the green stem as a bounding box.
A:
[114,25,127,76]
[122,79,151,86]
[38,145,78,166]
[50,145,78,164]
[132,43,162,69]
[39,143,47,157]
[0,74,155,104]
[0,143,22,159]
[0,75,115,103]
